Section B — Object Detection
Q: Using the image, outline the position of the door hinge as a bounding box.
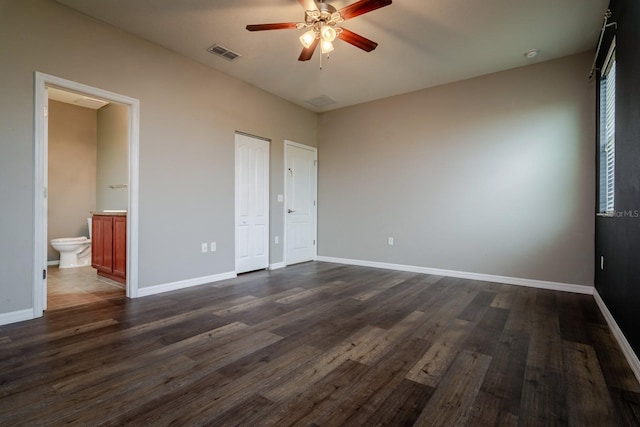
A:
[313,200,316,206]
[44,106,48,118]
[43,269,47,280]
[314,160,318,167]
[44,187,47,199]
[313,240,316,245]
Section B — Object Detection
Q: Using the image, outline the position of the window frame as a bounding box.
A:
[598,38,616,216]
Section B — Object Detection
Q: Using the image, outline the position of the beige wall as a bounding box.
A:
[318,52,595,286]
[96,103,128,211]
[0,0,317,314]
[47,100,97,261]
[0,0,595,319]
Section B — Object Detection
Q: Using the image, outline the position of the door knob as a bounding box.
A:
[288,209,296,213]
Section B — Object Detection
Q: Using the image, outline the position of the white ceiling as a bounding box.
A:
[56,0,608,112]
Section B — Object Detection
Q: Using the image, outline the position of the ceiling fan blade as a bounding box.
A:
[246,23,299,31]
[338,28,378,52]
[298,0,318,11]
[338,0,392,20]
[298,38,319,61]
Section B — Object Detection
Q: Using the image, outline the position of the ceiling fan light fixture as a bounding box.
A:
[300,29,316,48]
[321,24,337,42]
[321,40,334,54]
[247,0,392,62]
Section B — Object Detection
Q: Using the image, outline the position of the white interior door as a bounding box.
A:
[235,133,269,273]
[285,141,317,265]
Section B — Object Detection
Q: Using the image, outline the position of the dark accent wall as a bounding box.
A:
[595,0,640,355]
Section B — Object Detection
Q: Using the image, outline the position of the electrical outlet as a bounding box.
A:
[277,194,284,202]
[201,243,208,253]
[275,236,279,244]
[388,237,394,246]
[211,242,216,252]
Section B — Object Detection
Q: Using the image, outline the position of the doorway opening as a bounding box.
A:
[46,87,127,309]
[34,72,140,317]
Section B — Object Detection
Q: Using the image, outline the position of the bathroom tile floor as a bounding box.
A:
[47,266,125,310]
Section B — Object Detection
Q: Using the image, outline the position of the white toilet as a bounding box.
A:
[51,218,92,269]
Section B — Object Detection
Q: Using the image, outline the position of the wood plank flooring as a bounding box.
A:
[1,262,639,426]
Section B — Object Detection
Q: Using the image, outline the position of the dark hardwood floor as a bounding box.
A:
[1,262,639,426]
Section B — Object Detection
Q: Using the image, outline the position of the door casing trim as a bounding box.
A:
[34,72,140,318]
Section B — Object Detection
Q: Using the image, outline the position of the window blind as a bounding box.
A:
[600,58,616,213]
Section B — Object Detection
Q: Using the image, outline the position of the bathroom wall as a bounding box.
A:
[96,103,128,211]
[47,100,97,261]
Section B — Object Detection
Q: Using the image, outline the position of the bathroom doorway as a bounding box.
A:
[46,88,127,310]
[34,72,140,317]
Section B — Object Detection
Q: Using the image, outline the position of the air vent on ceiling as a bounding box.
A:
[207,44,242,61]
[306,95,337,108]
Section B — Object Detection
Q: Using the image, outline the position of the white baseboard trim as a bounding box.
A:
[315,256,593,295]
[593,289,640,384]
[47,260,60,266]
[269,262,286,270]
[137,271,237,297]
[0,308,34,326]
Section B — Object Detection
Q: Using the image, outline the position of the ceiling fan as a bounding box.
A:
[246,0,392,61]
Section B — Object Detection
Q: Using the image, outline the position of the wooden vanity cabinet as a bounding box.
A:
[92,214,126,284]
[112,216,127,279]
[92,215,112,274]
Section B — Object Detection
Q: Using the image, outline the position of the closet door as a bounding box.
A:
[235,133,269,273]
